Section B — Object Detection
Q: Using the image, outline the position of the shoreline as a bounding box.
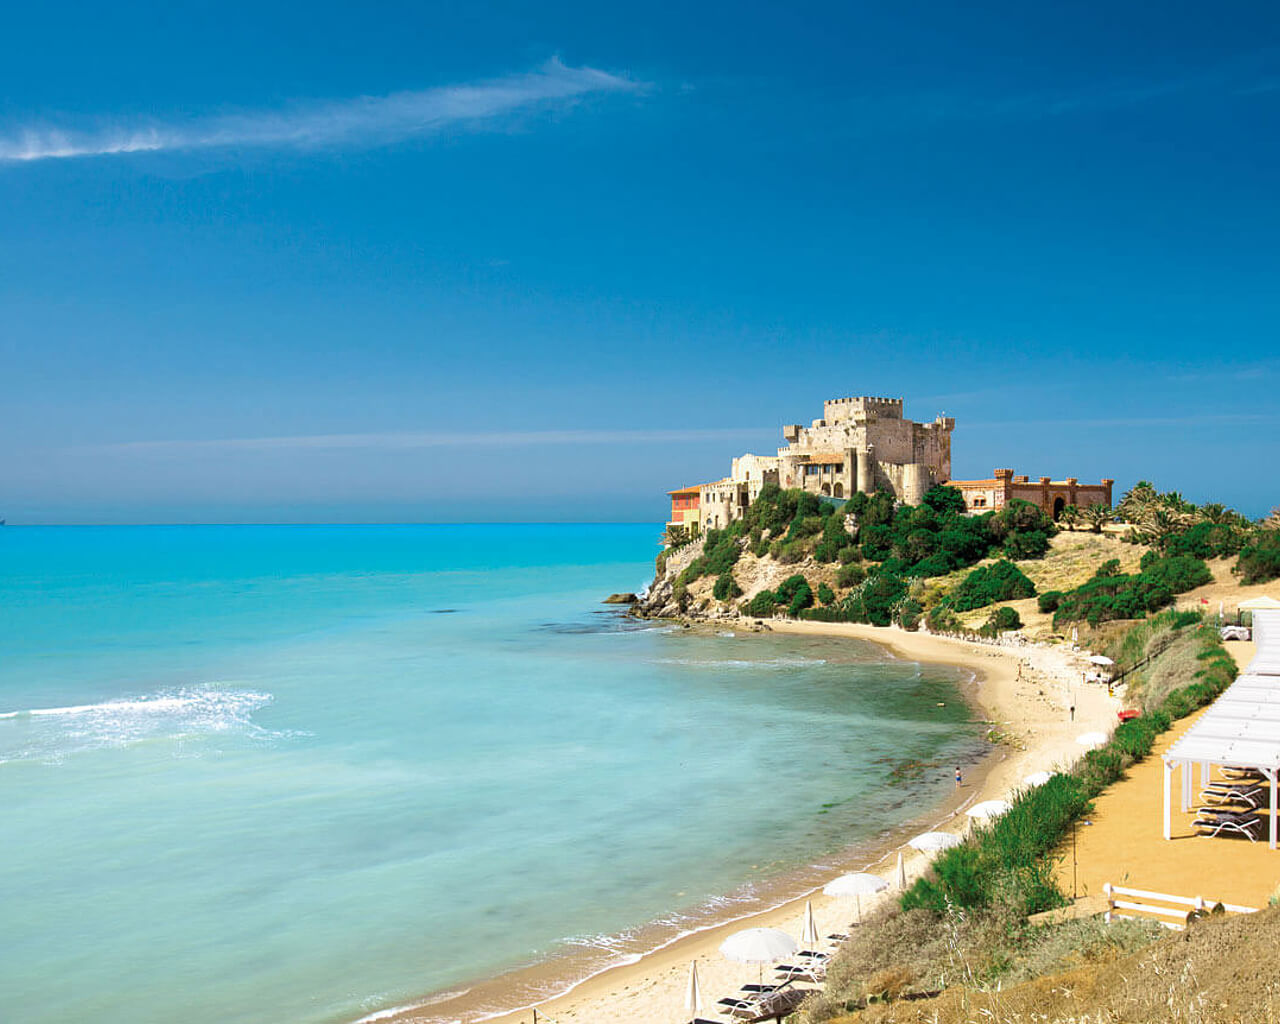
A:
[374,619,1118,1024]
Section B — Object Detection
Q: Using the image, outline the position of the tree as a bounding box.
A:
[1059,505,1080,532]
[1080,504,1113,534]
[922,484,966,516]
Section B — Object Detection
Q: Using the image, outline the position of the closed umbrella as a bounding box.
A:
[966,799,1012,820]
[909,831,962,852]
[800,900,820,950]
[896,851,907,890]
[1076,731,1108,748]
[720,927,798,987]
[822,872,888,924]
[685,961,703,1021]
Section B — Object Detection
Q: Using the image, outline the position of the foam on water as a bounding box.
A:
[0,686,289,763]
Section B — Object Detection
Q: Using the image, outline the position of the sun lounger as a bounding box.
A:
[1192,810,1260,841]
[1220,766,1266,781]
[723,987,811,1021]
[1200,783,1265,808]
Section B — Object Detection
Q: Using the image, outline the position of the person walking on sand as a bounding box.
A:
[1069,703,1075,722]
[955,766,962,788]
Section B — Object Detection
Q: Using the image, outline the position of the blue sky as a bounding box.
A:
[2,1,1277,523]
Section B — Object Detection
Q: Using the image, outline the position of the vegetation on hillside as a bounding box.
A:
[798,612,1238,1022]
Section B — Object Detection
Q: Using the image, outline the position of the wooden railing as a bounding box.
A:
[1103,882,1258,930]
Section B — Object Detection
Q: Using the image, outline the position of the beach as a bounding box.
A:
[391,620,1118,1024]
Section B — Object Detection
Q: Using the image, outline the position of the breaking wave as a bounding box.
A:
[0,686,294,763]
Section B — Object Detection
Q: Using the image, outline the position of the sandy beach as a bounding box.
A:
[384,622,1119,1024]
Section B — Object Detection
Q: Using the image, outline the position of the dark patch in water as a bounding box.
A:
[430,609,460,614]
[535,611,653,635]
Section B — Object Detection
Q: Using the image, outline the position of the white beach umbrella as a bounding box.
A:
[1023,770,1054,788]
[1089,654,1115,666]
[966,799,1012,820]
[908,831,962,853]
[896,851,907,890]
[823,872,888,924]
[800,900,820,949]
[685,961,703,1018]
[1240,595,1280,610]
[1076,731,1108,748]
[720,927,798,987]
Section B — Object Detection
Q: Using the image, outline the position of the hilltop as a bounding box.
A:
[637,481,1280,645]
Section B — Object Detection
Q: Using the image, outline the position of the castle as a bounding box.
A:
[667,395,1112,534]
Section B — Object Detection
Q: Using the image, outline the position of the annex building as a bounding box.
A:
[946,468,1114,519]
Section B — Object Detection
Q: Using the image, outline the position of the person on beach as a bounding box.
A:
[1069,703,1076,721]
[955,766,962,788]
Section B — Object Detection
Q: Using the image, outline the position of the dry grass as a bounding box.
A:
[945,530,1149,638]
[813,905,1280,1024]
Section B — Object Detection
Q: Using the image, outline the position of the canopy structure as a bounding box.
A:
[1162,607,1280,850]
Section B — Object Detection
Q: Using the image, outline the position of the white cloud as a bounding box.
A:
[78,427,775,456]
[0,58,641,163]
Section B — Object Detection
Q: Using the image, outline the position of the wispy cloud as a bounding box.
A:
[0,58,642,164]
[78,427,776,456]
[966,413,1279,430]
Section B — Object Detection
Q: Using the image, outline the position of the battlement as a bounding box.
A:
[822,395,905,423]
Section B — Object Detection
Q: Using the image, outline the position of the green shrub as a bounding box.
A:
[922,483,967,515]
[950,560,1037,612]
[1003,529,1050,560]
[744,589,776,617]
[712,572,742,601]
[1037,590,1063,614]
[837,544,861,564]
[1141,554,1213,593]
[817,582,836,606]
[861,573,907,626]
[897,598,923,631]
[787,582,815,616]
[1094,558,1123,578]
[1237,531,1280,585]
[979,605,1022,636]
[836,563,866,588]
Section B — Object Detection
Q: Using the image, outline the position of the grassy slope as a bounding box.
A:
[831,905,1280,1023]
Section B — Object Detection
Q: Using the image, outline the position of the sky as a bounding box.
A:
[2,1,1278,524]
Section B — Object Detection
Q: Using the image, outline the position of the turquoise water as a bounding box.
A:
[0,525,982,1024]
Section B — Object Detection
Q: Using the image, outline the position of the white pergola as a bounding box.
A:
[1161,608,1280,849]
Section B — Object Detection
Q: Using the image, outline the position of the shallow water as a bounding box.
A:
[0,525,983,1023]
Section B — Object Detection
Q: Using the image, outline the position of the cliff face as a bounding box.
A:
[633,534,842,621]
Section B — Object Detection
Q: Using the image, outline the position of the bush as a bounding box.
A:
[979,605,1022,636]
[817,582,836,606]
[1166,520,1248,560]
[787,582,815,617]
[1003,529,1050,560]
[862,573,907,626]
[1238,531,1280,585]
[836,563,866,588]
[1037,590,1063,614]
[897,598,923,631]
[922,483,967,515]
[950,560,1036,612]
[712,572,742,601]
[837,544,861,564]
[744,590,776,617]
[1141,554,1213,593]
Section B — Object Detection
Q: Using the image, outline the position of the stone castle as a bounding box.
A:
[668,395,1112,534]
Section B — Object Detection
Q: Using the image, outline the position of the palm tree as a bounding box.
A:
[1081,504,1112,534]
[1059,504,1081,532]
[1117,482,1157,523]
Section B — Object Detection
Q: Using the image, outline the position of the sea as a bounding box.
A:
[0,524,985,1024]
